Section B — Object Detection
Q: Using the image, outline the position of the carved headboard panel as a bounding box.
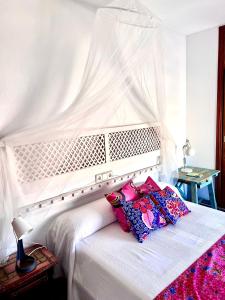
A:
[14,123,160,184]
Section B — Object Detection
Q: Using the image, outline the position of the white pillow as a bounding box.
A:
[47,198,116,287]
[48,197,116,248]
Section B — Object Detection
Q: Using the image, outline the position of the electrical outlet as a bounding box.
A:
[95,171,113,183]
[95,173,103,183]
[102,171,113,181]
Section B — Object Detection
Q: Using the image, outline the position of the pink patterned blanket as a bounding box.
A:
[155,234,225,300]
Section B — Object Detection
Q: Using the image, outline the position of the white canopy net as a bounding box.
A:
[0,0,179,260]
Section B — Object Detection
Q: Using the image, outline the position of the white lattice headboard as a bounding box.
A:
[14,123,160,184]
[15,134,106,183]
[13,123,160,209]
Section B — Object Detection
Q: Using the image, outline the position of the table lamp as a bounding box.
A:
[11,217,37,273]
[181,139,195,173]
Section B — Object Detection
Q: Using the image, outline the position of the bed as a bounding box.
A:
[47,189,225,300]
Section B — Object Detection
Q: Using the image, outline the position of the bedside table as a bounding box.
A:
[0,244,57,299]
[175,167,220,209]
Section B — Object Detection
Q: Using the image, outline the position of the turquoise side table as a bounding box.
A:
[175,167,220,209]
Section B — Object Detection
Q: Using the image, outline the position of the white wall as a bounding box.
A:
[187,27,218,169]
[163,29,186,150]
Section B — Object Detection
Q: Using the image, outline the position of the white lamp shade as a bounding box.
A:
[12,217,33,240]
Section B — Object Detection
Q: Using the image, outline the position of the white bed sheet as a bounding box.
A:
[74,202,225,300]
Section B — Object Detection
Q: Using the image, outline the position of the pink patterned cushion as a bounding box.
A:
[121,195,167,242]
[150,186,190,224]
[137,176,161,194]
[105,180,139,232]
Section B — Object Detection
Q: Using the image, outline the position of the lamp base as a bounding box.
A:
[181,167,193,173]
[16,255,37,273]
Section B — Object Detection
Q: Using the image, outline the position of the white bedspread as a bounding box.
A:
[48,201,225,300]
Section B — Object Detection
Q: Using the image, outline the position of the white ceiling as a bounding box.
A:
[82,0,225,35]
[144,0,225,35]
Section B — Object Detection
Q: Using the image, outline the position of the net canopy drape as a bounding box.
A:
[0,0,179,260]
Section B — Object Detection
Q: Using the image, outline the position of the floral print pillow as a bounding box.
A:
[137,176,161,195]
[150,186,190,224]
[105,180,139,232]
[121,195,167,242]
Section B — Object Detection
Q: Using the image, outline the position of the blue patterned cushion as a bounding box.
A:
[150,186,190,224]
[121,195,167,243]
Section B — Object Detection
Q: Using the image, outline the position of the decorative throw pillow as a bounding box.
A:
[137,176,161,195]
[105,180,139,232]
[121,195,167,242]
[150,186,190,224]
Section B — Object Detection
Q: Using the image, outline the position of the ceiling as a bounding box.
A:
[82,0,225,35]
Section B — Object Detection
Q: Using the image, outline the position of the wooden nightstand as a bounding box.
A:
[0,244,57,299]
[175,167,220,209]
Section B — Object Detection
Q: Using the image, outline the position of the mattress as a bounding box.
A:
[74,202,225,300]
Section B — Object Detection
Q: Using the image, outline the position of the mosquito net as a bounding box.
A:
[0,0,179,260]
